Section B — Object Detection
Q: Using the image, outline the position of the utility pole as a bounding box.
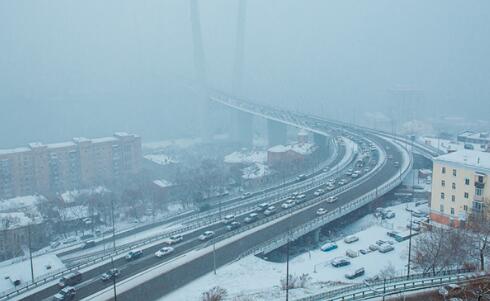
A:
[285,237,290,301]
[27,223,34,283]
[213,241,217,275]
[407,210,413,279]
[111,198,116,252]
[111,256,117,301]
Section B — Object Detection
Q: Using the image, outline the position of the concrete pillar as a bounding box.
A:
[267,119,287,146]
[233,110,253,146]
[313,228,321,244]
[313,133,327,150]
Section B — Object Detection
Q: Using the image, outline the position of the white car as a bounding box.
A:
[199,231,215,241]
[316,208,328,215]
[326,184,335,191]
[281,200,296,209]
[166,234,183,245]
[296,194,306,199]
[314,189,325,196]
[326,196,338,203]
[155,247,174,257]
[264,206,276,216]
[222,214,235,224]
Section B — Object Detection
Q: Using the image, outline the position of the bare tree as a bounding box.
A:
[201,286,227,301]
[466,208,490,271]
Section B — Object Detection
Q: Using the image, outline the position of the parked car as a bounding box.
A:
[101,269,120,282]
[58,272,82,288]
[326,196,338,203]
[264,206,276,216]
[226,221,241,231]
[331,257,351,267]
[166,234,184,245]
[438,284,462,298]
[345,268,365,279]
[125,250,143,261]
[384,211,395,219]
[244,213,258,223]
[316,208,328,215]
[346,249,359,258]
[320,242,337,252]
[155,247,174,257]
[281,200,296,209]
[199,231,215,241]
[53,286,76,301]
[344,236,359,244]
[378,244,395,253]
[81,240,96,249]
[359,249,370,255]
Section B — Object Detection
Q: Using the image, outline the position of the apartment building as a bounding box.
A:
[430,150,490,227]
[0,132,141,199]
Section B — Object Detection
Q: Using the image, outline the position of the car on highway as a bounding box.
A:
[296,194,306,199]
[101,269,120,282]
[281,199,295,209]
[244,213,258,223]
[155,247,174,257]
[53,286,76,301]
[394,161,400,167]
[338,179,347,185]
[264,206,276,216]
[58,272,82,288]
[222,214,235,224]
[326,184,335,191]
[331,257,351,267]
[256,202,270,212]
[316,208,328,215]
[345,267,365,279]
[313,189,325,196]
[296,174,307,181]
[438,284,462,298]
[166,234,184,245]
[50,241,61,249]
[326,196,338,203]
[81,240,96,249]
[226,221,241,231]
[241,192,251,199]
[125,250,143,261]
[199,231,215,241]
[351,171,360,178]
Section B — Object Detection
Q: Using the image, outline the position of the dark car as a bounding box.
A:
[81,240,96,249]
[345,268,365,279]
[58,271,82,288]
[125,250,143,261]
[101,269,120,282]
[226,221,241,231]
[53,286,76,300]
[331,258,351,267]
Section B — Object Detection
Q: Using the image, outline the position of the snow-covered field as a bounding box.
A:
[163,201,427,301]
[0,254,65,293]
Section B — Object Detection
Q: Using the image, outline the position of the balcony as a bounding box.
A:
[475,181,485,189]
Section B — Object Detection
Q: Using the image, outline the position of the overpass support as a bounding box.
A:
[267,119,287,146]
[233,110,253,146]
[313,228,321,244]
[313,133,327,150]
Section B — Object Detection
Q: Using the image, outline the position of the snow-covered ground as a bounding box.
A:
[144,154,178,165]
[0,254,65,293]
[60,186,109,204]
[163,201,428,301]
[224,150,267,164]
[242,163,270,180]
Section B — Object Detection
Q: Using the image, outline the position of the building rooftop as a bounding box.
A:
[47,142,76,149]
[0,147,30,156]
[91,137,118,144]
[435,150,490,172]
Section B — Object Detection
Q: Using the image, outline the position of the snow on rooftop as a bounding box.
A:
[224,150,267,164]
[58,205,89,221]
[268,143,316,155]
[153,179,173,188]
[242,163,270,179]
[60,186,109,203]
[144,154,178,165]
[28,142,44,148]
[0,147,30,156]
[91,137,118,143]
[0,212,43,230]
[73,137,90,143]
[143,138,203,150]
[435,149,490,171]
[46,142,76,149]
[0,195,45,212]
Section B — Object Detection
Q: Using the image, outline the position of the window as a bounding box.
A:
[440,204,444,213]
[476,188,483,196]
[464,192,469,199]
[473,201,483,211]
[478,175,484,183]
[451,208,455,215]
[441,180,445,187]
[464,205,468,211]
[452,169,457,176]
[441,192,445,199]
[451,195,455,202]
[442,167,446,174]
[465,178,470,185]
[452,182,456,189]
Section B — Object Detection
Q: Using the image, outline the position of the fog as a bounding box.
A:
[1,0,489,147]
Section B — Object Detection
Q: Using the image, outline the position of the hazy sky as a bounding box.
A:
[1,0,489,147]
